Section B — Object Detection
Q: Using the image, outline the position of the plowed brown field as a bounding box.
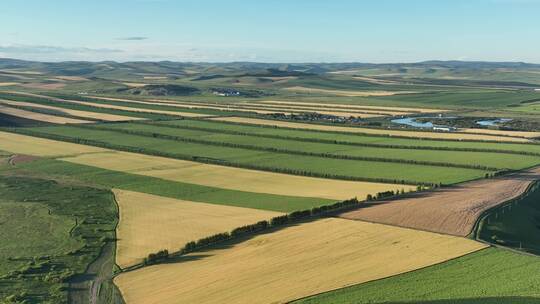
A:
[340,167,540,236]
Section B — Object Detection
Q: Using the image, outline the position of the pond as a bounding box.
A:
[476,118,512,126]
[390,116,456,129]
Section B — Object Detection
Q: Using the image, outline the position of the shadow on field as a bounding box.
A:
[381,297,540,304]
[167,221,308,263]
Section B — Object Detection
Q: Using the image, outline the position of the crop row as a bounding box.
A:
[5,126,467,185]
[85,123,501,171]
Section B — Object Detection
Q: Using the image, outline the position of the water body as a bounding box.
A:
[476,118,512,126]
[391,116,456,129]
[391,117,434,128]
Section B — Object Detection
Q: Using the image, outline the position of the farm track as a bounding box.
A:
[340,166,540,236]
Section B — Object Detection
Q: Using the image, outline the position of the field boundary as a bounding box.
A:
[211,116,540,144]
[286,247,492,304]
[144,119,540,156]
[84,123,500,171]
[2,127,431,186]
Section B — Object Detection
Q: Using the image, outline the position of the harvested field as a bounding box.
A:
[88,96,298,116]
[340,166,540,236]
[352,76,400,85]
[0,69,42,75]
[114,189,282,268]
[237,102,407,116]
[8,154,39,165]
[0,105,90,124]
[283,86,415,97]
[0,99,143,121]
[259,100,446,113]
[114,218,487,304]
[143,76,168,79]
[0,131,106,157]
[61,151,415,200]
[5,92,212,118]
[210,117,532,142]
[0,82,19,87]
[461,128,540,138]
[122,82,147,87]
[54,76,88,81]
[21,82,66,90]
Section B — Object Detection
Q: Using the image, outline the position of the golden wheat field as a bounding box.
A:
[5,92,212,118]
[88,96,297,115]
[91,95,384,118]
[283,86,415,97]
[114,189,282,268]
[0,105,91,124]
[61,150,415,200]
[0,99,143,122]
[242,102,411,116]
[210,116,532,142]
[0,131,105,156]
[461,127,540,138]
[259,100,447,113]
[0,82,19,87]
[114,218,487,304]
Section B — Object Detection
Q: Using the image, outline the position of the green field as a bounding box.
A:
[3,157,331,212]
[293,248,540,304]
[479,183,540,255]
[157,119,540,155]
[12,125,493,185]
[93,121,540,170]
[0,173,117,304]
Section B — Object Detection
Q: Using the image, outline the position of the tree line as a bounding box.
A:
[138,119,540,157]
[6,127,434,186]
[140,197,363,267]
[83,124,502,171]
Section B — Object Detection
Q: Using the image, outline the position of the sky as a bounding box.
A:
[1,0,539,63]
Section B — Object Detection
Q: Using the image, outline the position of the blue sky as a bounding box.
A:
[1,0,539,63]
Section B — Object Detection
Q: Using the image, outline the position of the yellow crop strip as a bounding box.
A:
[114,189,282,268]
[210,116,532,142]
[114,218,487,304]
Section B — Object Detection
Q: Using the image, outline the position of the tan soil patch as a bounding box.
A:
[21,82,66,90]
[461,128,540,139]
[0,69,43,75]
[122,82,148,88]
[0,99,143,122]
[55,76,88,81]
[85,95,297,115]
[283,86,415,97]
[353,76,400,85]
[4,92,211,118]
[114,218,486,304]
[8,154,39,165]
[209,117,532,143]
[340,166,540,236]
[0,82,19,87]
[114,189,282,268]
[244,102,409,116]
[259,100,446,113]
[142,76,168,80]
[62,151,415,200]
[0,131,106,157]
[0,105,90,124]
